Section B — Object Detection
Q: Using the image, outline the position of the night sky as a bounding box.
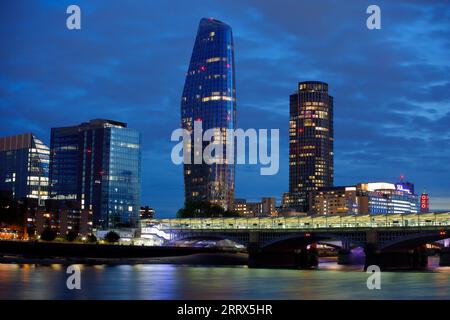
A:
[1,0,449,216]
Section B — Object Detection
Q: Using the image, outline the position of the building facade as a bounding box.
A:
[261,197,276,216]
[0,133,50,204]
[181,18,236,210]
[310,182,420,215]
[309,186,358,215]
[234,197,276,217]
[289,81,334,211]
[36,199,92,237]
[49,119,141,229]
[234,198,250,216]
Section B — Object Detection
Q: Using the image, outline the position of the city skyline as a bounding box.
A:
[1,0,450,216]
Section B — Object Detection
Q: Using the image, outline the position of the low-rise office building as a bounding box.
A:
[310,182,420,215]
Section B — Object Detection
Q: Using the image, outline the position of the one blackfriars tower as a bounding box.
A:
[181,18,236,210]
[289,81,334,211]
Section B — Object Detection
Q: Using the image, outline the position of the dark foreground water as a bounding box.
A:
[1,257,450,299]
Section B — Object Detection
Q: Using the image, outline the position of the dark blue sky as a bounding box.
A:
[1,0,449,216]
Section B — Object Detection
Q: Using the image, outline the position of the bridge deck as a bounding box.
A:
[151,212,450,231]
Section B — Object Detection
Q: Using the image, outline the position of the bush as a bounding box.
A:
[65,230,78,242]
[40,228,57,241]
[104,231,120,243]
[86,234,97,243]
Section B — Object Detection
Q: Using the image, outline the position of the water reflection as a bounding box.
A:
[0,258,449,299]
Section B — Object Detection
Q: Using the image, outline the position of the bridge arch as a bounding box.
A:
[169,232,248,247]
[260,233,366,250]
[380,231,450,251]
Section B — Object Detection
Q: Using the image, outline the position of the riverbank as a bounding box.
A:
[0,252,249,266]
[0,240,248,266]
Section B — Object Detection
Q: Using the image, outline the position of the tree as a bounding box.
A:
[177,201,240,218]
[0,193,26,226]
[86,234,97,243]
[104,231,120,243]
[65,230,78,242]
[40,228,57,241]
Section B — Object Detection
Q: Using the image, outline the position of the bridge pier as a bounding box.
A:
[337,249,364,265]
[439,247,450,266]
[364,244,428,271]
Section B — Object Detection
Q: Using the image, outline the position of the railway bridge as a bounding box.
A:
[152,212,450,270]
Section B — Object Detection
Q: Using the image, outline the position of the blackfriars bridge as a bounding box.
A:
[151,212,450,270]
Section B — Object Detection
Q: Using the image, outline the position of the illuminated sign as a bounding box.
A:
[420,193,429,212]
[395,184,411,194]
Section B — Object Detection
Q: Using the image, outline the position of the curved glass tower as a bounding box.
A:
[181,18,236,210]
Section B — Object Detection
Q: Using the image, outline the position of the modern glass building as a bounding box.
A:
[289,81,334,211]
[181,18,236,210]
[0,133,49,204]
[49,119,141,229]
[309,182,419,215]
[358,183,419,214]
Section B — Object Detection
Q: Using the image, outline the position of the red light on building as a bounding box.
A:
[226,63,230,69]
[305,233,311,237]
[298,128,303,134]
[440,230,447,236]
[200,66,206,72]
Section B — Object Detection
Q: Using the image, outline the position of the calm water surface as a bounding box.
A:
[1,257,450,299]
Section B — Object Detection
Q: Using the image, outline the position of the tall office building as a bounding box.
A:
[181,18,236,210]
[289,81,334,211]
[0,133,49,204]
[49,119,141,229]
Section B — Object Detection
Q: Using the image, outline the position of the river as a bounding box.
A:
[1,257,449,299]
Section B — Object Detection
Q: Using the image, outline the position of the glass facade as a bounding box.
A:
[289,81,334,211]
[366,190,419,214]
[101,127,141,228]
[181,18,236,210]
[50,119,141,229]
[0,133,49,204]
[49,127,80,200]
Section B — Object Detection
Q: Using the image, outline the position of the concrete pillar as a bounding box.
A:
[439,247,450,266]
[249,232,260,246]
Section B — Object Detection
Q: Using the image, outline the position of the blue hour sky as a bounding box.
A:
[1,0,449,216]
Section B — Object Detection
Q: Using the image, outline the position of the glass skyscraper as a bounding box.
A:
[50,119,141,229]
[181,18,236,210]
[0,133,49,204]
[289,81,334,211]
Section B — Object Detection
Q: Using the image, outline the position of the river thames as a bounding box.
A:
[1,257,450,299]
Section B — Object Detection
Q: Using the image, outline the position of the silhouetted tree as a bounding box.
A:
[40,228,57,241]
[86,234,97,243]
[104,231,120,243]
[65,230,78,242]
[177,201,240,218]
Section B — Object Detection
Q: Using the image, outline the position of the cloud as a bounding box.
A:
[1,0,449,215]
